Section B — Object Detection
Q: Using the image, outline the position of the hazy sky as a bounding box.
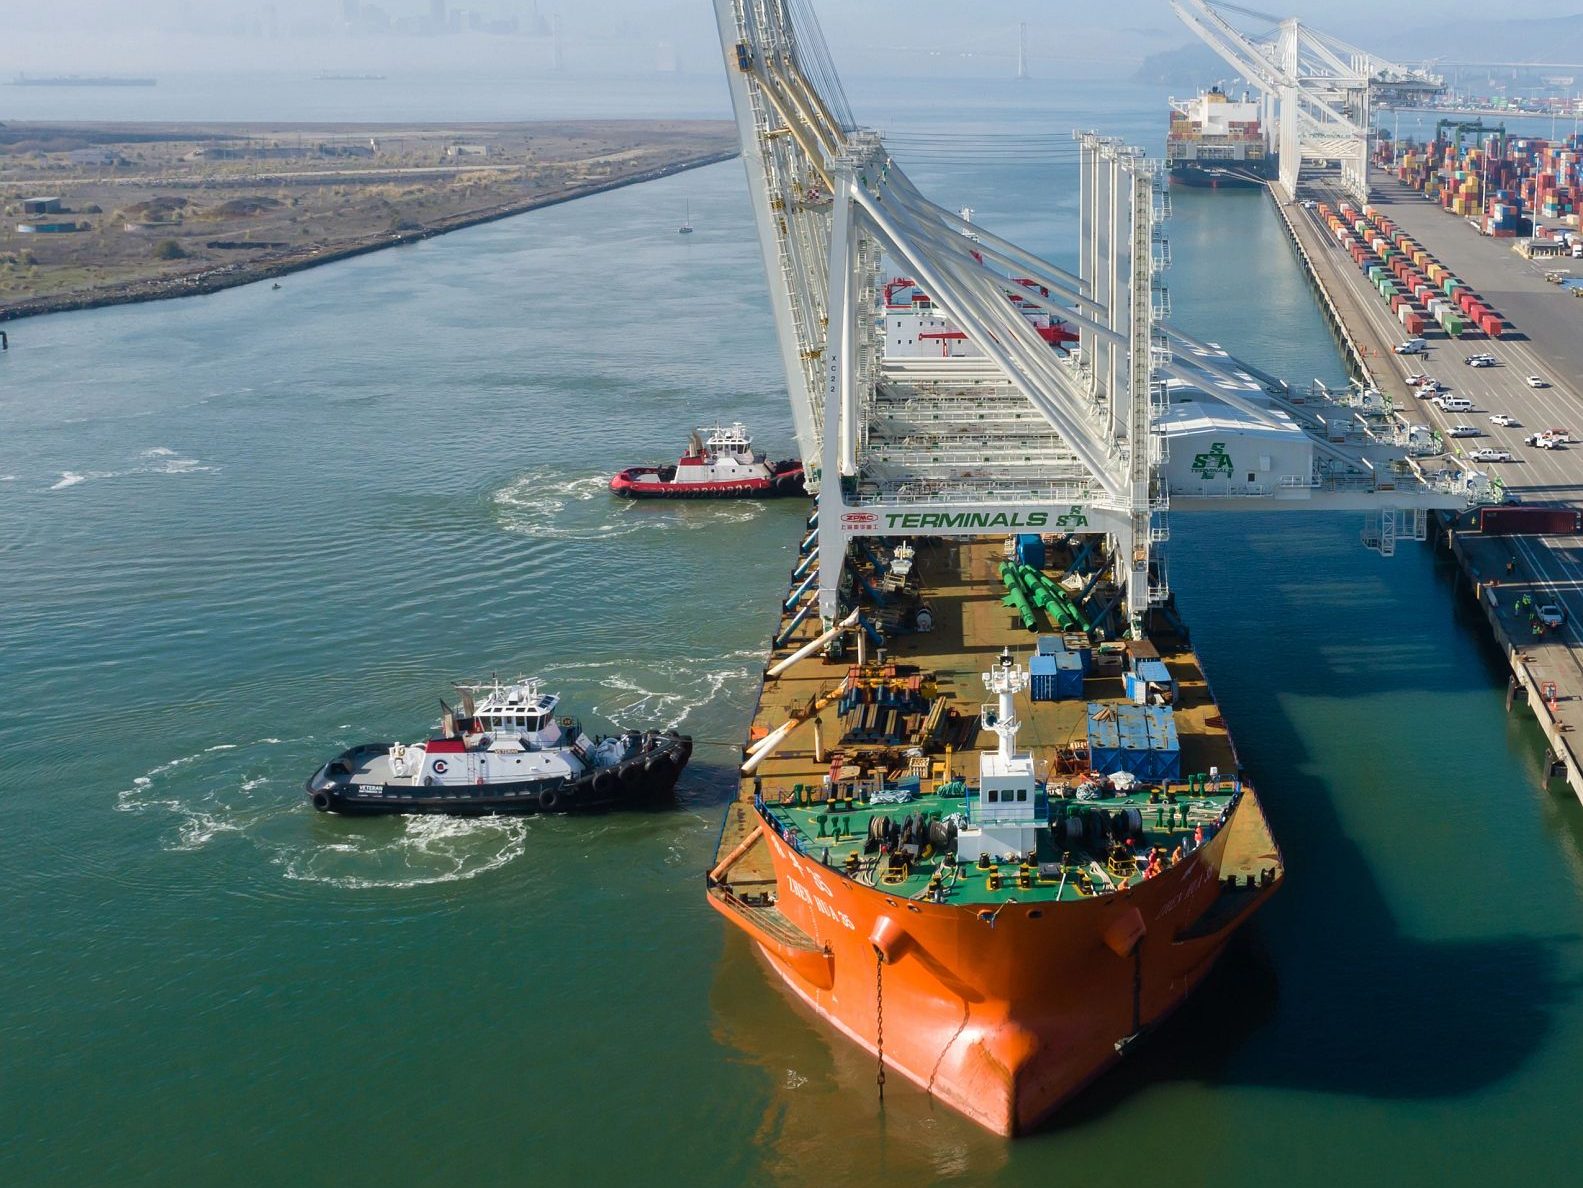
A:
[0,1,1556,77]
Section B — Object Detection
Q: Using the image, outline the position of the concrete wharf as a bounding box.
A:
[1272,168,1583,800]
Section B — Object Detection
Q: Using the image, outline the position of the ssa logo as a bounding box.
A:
[1054,505,1088,528]
[1192,441,1235,478]
[841,512,879,528]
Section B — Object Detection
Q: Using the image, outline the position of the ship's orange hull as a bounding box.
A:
[710,793,1281,1136]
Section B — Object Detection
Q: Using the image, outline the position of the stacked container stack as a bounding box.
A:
[1390,132,1582,236]
[1314,200,1507,339]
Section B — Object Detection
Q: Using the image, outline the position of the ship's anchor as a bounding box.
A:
[874,951,887,1102]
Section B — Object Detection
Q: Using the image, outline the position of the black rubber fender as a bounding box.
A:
[310,791,331,812]
[538,787,561,812]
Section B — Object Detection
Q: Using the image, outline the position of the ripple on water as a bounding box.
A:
[539,651,760,732]
[490,471,766,541]
[272,815,532,889]
[116,736,533,889]
[46,446,219,492]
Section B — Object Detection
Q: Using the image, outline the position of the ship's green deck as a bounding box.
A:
[764,784,1237,905]
[715,536,1253,906]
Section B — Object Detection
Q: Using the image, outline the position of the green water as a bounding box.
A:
[4,79,1583,1184]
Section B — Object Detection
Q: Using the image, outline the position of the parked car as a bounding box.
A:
[1469,357,1495,368]
[1395,339,1428,355]
[1448,424,1480,437]
[1469,448,1513,462]
[1405,372,1431,386]
[1527,375,1550,388]
[1490,414,1519,426]
[1537,604,1566,630]
[1527,433,1564,449]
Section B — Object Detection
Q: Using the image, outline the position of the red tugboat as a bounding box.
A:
[610,422,805,499]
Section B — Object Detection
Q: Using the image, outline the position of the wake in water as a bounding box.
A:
[492,472,638,540]
[48,446,219,491]
[116,735,533,888]
[491,471,763,541]
[273,815,531,889]
[539,648,764,733]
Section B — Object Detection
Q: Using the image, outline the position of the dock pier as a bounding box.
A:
[1269,171,1583,804]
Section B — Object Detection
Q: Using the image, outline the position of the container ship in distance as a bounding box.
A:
[1167,86,1275,188]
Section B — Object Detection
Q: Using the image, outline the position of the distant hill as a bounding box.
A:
[1382,13,1583,64]
[1136,16,1583,89]
[1133,42,1249,89]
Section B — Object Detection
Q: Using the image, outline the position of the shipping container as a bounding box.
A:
[1478,506,1583,535]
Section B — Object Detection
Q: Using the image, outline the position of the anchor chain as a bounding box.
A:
[875,950,887,1101]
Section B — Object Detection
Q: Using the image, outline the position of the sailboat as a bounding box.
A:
[678,200,694,234]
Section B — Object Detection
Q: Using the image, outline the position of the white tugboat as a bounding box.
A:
[610,422,804,499]
[304,677,692,816]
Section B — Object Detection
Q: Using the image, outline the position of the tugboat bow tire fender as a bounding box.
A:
[310,790,332,811]
[593,769,617,795]
[538,787,561,812]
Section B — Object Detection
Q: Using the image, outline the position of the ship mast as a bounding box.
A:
[982,649,1029,763]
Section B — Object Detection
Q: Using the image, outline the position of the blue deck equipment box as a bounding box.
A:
[1014,533,1046,570]
[1086,703,1181,781]
[1125,659,1177,706]
[1031,651,1084,701]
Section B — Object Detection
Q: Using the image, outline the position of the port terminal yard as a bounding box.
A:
[1273,165,1583,800]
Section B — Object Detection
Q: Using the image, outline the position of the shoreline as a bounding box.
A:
[0,147,738,326]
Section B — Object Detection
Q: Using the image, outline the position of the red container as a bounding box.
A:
[1479,507,1583,535]
[1404,312,1426,335]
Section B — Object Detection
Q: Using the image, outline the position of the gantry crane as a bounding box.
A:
[1170,0,1445,202]
[711,0,1464,639]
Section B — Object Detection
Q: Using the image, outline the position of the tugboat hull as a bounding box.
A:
[306,731,693,816]
[610,461,805,500]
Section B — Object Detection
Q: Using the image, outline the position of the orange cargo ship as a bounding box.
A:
[707,534,1283,1136]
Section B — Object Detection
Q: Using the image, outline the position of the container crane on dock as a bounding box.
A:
[1170,0,1445,202]
[713,0,1464,642]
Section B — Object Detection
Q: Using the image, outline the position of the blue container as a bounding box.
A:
[1086,703,1122,774]
[1129,659,1177,705]
[1015,533,1046,569]
[1029,654,1060,702]
[1061,632,1093,673]
[1035,635,1064,657]
[1115,705,1152,775]
[1054,652,1084,699]
[1142,705,1182,782]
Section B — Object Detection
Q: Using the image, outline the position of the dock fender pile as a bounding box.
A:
[869,914,912,964]
[1103,906,1147,957]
